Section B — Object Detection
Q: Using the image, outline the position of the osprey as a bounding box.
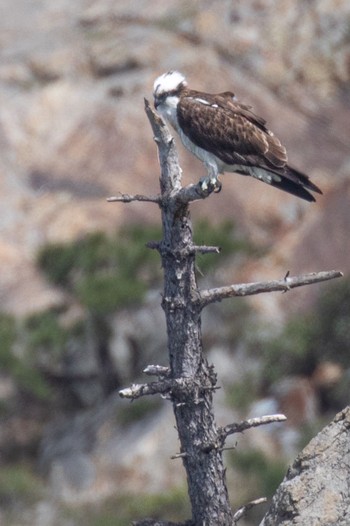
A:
[153,71,322,202]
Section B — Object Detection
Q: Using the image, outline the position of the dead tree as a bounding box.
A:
[109,100,342,526]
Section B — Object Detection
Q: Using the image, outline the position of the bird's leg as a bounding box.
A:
[199,164,222,193]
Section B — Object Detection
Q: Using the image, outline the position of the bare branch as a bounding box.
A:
[175,182,219,204]
[146,241,161,250]
[146,242,221,258]
[119,377,194,400]
[221,414,287,439]
[198,270,343,307]
[143,365,171,377]
[233,497,267,523]
[192,245,221,254]
[106,182,218,206]
[171,452,188,460]
[202,414,287,452]
[119,379,174,399]
[107,193,161,204]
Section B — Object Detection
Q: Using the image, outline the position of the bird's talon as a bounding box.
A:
[213,180,222,193]
[199,178,209,193]
[199,177,221,195]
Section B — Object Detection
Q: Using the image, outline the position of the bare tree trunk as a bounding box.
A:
[111,100,342,526]
[159,181,232,524]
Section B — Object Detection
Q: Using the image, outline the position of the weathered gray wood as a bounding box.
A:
[144,99,234,525]
[198,270,343,308]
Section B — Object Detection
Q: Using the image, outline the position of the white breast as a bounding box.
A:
[157,96,220,170]
[157,96,181,131]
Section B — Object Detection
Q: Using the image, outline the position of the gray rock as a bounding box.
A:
[261,407,350,526]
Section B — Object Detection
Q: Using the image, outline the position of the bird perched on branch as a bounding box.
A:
[153,71,322,202]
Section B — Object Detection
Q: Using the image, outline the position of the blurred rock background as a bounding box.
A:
[0,0,349,524]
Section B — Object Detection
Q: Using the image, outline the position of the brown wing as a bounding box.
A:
[215,91,269,131]
[177,91,287,169]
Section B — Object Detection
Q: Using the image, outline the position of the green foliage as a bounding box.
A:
[11,360,51,400]
[225,374,259,412]
[230,448,286,498]
[262,317,316,384]
[117,223,162,278]
[193,219,253,273]
[118,397,162,426]
[0,315,16,370]
[76,274,146,315]
[26,309,68,359]
[29,221,256,404]
[13,225,164,403]
[20,221,256,405]
[37,225,163,313]
[117,487,190,522]
[65,486,190,526]
[0,314,51,399]
[261,280,350,410]
[37,242,76,286]
[20,309,66,399]
[212,298,253,347]
[311,279,350,366]
[37,221,254,312]
[0,468,189,525]
[0,463,44,507]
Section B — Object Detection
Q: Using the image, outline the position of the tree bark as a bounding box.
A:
[149,101,234,524]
